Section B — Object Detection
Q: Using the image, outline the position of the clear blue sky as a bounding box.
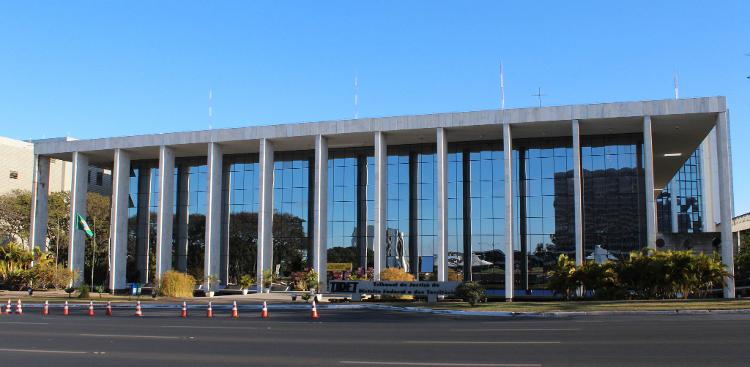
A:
[1,1,748,214]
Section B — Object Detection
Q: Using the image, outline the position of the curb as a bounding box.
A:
[6,302,750,317]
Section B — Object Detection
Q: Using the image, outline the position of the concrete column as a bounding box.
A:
[135,168,152,283]
[313,135,328,290]
[108,149,130,292]
[219,164,231,284]
[257,139,274,290]
[572,120,584,267]
[436,128,448,282]
[503,123,514,301]
[373,132,387,281]
[68,151,88,286]
[643,116,657,249]
[204,143,223,286]
[155,146,175,280]
[29,155,50,251]
[715,111,735,298]
[175,166,190,272]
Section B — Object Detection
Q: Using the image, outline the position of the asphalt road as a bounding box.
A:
[0,306,748,367]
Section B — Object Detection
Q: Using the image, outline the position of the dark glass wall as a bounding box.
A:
[273,153,313,277]
[447,142,506,289]
[226,156,260,279]
[327,150,374,279]
[514,138,574,291]
[657,149,704,233]
[179,162,207,280]
[386,145,437,279]
[581,134,646,257]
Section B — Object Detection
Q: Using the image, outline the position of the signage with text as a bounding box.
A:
[329,280,460,296]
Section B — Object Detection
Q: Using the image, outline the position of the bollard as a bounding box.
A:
[134,301,143,317]
[42,300,49,316]
[63,301,69,316]
[106,301,113,316]
[88,301,95,317]
[206,301,213,318]
[180,302,187,318]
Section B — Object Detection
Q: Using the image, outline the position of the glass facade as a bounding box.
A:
[116,126,710,296]
[226,156,260,280]
[446,142,506,289]
[657,149,704,234]
[515,138,574,291]
[327,150,374,279]
[273,153,313,277]
[178,162,207,280]
[385,145,437,279]
[581,134,646,257]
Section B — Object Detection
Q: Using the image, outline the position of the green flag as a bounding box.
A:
[76,213,94,238]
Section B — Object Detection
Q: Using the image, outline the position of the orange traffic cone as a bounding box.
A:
[63,301,69,316]
[231,301,239,319]
[206,302,213,318]
[16,299,22,315]
[88,301,95,316]
[105,301,113,316]
[311,300,319,320]
[42,301,49,316]
[180,302,187,318]
[5,299,11,314]
[261,301,268,319]
[134,301,143,317]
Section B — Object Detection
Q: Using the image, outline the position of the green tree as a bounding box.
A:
[83,192,111,286]
[0,190,32,246]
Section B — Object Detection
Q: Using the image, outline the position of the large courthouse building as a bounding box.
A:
[27,96,736,299]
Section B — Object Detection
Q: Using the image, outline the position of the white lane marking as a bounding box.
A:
[0,348,99,355]
[404,341,560,345]
[450,328,580,332]
[340,361,541,366]
[0,322,49,325]
[161,325,259,330]
[79,333,184,340]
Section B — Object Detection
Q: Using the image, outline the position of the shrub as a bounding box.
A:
[455,281,485,306]
[379,268,415,300]
[262,269,274,288]
[77,284,90,299]
[549,250,728,301]
[159,271,196,298]
[380,268,415,282]
[547,254,577,300]
[239,274,254,289]
[32,264,75,290]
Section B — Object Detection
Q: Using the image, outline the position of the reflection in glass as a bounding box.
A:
[273,154,312,277]
[657,149,703,233]
[581,134,646,257]
[226,156,260,281]
[514,139,574,291]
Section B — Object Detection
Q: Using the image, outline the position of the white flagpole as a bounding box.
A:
[673,74,679,99]
[208,88,213,130]
[354,74,359,119]
[500,62,505,110]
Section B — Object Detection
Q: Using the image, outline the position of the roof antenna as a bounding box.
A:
[208,88,213,130]
[673,73,679,99]
[354,73,359,119]
[532,87,546,108]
